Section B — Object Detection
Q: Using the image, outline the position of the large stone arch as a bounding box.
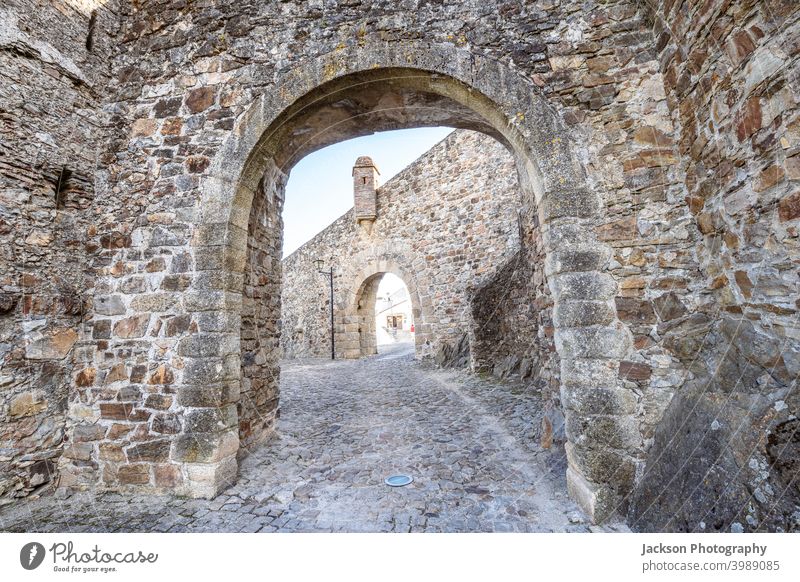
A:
[184,41,638,522]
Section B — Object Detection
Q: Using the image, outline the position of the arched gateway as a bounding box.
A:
[178,43,639,523]
[350,268,422,360]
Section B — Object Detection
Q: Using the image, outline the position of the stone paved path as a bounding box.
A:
[0,343,628,532]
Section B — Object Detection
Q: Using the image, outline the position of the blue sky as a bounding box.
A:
[282,127,454,257]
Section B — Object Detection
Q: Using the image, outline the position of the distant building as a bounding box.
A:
[375,280,414,345]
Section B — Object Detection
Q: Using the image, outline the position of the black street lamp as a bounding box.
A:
[314,259,335,360]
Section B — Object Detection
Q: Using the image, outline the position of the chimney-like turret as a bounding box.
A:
[352,156,380,224]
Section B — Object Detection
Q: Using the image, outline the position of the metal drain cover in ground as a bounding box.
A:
[385,474,413,487]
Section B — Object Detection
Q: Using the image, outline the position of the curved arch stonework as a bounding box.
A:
[345,264,424,360]
[186,45,638,521]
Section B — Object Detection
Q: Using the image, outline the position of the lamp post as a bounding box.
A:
[314,259,335,360]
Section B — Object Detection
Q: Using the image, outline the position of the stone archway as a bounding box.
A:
[354,273,383,359]
[343,264,423,360]
[354,273,394,359]
[186,43,637,522]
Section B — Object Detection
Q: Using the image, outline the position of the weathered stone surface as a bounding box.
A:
[614,297,656,325]
[565,413,642,452]
[185,86,215,113]
[165,314,192,336]
[9,392,47,418]
[147,365,174,386]
[555,327,631,360]
[152,414,181,434]
[1,0,796,532]
[24,328,78,360]
[113,315,151,339]
[153,464,182,488]
[63,443,93,461]
[178,383,240,408]
[104,363,128,384]
[778,191,800,222]
[566,443,636,492]
[117,465,150,485]
[94,295,125,316]
[117,386,141,402]
[550,272,618,301]
[618,361,652,382]
[99,403,149,422]
[567,467,618,525]
[144,394,172,409]
[183,405,237,433]
[98,443,125,462]
[73,425,106,443]
[74,367,96,387]
[651,293,687,322]
[130,294,177,312]
[736,97,762,142]
[597,217,637,242]
[172,430,238,464]
[127,440,171,463]
[562,384,638,416]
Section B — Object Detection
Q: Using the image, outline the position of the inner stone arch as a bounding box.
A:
[350,270,419,359]
[191,60,633,523]
[354,273,385,359]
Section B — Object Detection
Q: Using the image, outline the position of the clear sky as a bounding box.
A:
[376,273,408,306]
[282,126,454,257]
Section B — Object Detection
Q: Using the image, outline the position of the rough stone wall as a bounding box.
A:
[0,0,119,505]
[240,166,285,449]
[281,130,524,363]
[628,0,800,532]
[2,0,795,528]
[471,196,551,377]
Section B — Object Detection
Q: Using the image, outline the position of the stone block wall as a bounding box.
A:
[0,0,119,506]
[281,130,525,363]
[240,166,285,449]
[628,0,800,532]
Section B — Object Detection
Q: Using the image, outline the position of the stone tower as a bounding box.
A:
[352,156,380,225]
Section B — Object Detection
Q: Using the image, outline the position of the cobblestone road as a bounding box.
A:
[0,343,628,532]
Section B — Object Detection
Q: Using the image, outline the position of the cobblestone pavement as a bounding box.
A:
[0,343,628,532]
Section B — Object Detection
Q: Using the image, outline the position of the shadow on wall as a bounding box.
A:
[630,315,800,532]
